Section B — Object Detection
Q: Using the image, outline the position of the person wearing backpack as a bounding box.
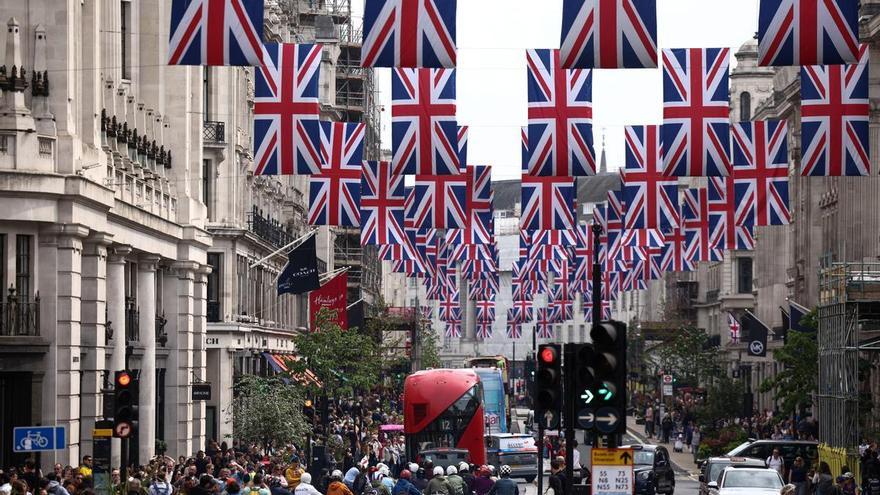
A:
[444,467,464,495]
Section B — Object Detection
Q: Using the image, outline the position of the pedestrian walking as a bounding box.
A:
[645,405,654,438]
[788,457,808,495]
[485,467,516,495]
[424,468,454,495]
[294,474,322,495]
[444,467,464,495]
[661,414,673,444]
[813,462,836,495]
[767,449,785,476]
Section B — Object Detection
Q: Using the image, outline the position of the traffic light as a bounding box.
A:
[572,343,596,411]
[113,370,139,438]
[535,344,562,416]
[589,320,627,435]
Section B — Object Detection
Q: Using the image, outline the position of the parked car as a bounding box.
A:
[699,457,767,495]
[419,448,470,470]
[725,439,818,473]
[620,444,675,495]
[487,433,538,482]
[709,467,784,495]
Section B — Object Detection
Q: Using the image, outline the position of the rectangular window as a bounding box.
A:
[203,67,211,122]
[202,159,213,219]
[121,1,131,80]
[15,235,31,303]
[206,253,221,322]
[0,234,5,293]
[737,257,754,294]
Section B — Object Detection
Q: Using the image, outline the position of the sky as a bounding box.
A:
[367,0,760,180]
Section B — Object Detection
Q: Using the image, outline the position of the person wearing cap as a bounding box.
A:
[837,472,857,495]
[444,466,464,495]
[286,457,305,491]
[392,471,420,495]
[486,466,516,495]
[326,471,353,495]
[424,467,454,495]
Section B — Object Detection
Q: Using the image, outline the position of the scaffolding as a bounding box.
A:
[817,262,880,450]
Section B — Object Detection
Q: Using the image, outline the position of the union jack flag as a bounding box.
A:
[521,176,576,231]
[624,125,680,230]
[392,68,459,175]
[446,165,494,245]
[308,122,364,227]
[508,299,534,324]
[475,299,496,323]
[623,229,663,248]
[583,284,612,322]
[624,262,647,292]
[731,121,791,226]
[410,174,468,229]
[660,224,694,272]
[451,244,495,264]
[361,0,457,68]
[662,48,731,177]
[682,188,722,262]
[605,190,626,270]
[167,0,265,66]
[801,44,870,177]
[521,126,529,173]
[708,178,756,251]
[550,283,574,322]
[728,312,741,343]
[469,277,498,300]
[560,0,658,69]
[458,126,469,173]
[476,322,493,339]
[535,308,555,339]
[524,230,575,261]
[445,321,462,338]
[758,0,859,66]
[439,287,460,322]
[631,245,663,282]
[420,305,434,320]
[254,43,322,175]
[361,161,407,245]
[526,49,595,177]
[572,224,595,294]
[506,324,523,339]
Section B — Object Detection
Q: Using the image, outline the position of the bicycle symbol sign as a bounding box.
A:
[13,426,65,452]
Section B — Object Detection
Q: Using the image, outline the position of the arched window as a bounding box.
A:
[740,92,752,121]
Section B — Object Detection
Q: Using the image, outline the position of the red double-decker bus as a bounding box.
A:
[403,369,487,465]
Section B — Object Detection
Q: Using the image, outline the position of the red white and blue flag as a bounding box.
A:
[476,322,493,339]
[392,68,460,175]
[682,187,723,262]
[445,321,462,338]
[361,0,457,68]
[411,174,468,229]
[308,122,364,227]
[708,177,756,251]
[521,176,576,231]
[457,126,469,173]
[167,0,265,66]
[254,43,322,175]
[800,44,870,177]
[535,308,555,339]
[728,312,741,343]
[506,324,523,339]
[660,224,694,272]
[662,48,731,177]
[624,125,680,230]
[508,299,534,324]
[559,0,658,69]
[731,120,791,226]
[475,299,496,323]
[360,161,407,246]
[758,0,859,66]
[446,165,494,245]
[526,49,595,177]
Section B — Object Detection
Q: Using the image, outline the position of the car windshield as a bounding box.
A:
[708,462,731,482]
[722,471,783,489]
[633,451,655,466]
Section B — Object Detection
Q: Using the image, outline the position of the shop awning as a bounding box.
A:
[261,352,321,386]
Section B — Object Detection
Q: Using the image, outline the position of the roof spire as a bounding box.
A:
[599,127,607,174]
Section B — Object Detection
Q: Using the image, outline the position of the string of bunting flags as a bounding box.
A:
[168,0,868,340]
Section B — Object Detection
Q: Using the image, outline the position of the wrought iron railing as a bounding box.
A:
[0,288,40,336]
[202,120,226,144]
[247,206,295,249]
[125,297,140,342]
[156,313,168,346]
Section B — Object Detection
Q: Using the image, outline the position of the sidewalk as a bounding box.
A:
[627,427,702,477]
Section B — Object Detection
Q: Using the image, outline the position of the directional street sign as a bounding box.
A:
[13,426,66,452]
[662,374,673,385]
[577,408,595,429]
[594,407,621,434]
[592,448,635,495]
[580,389,594,405]
[542,410,559,430]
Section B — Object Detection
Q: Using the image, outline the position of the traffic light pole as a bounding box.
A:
[591,222,602,323]
[563,346,575,495]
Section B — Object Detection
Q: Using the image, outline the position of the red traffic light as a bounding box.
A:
[540,347,557,364]
[117,372,131,387]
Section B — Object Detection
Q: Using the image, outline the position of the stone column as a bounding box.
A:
[80,233,113,456]
[39,224,89,469]
[106,245,130,467]
[165,262,197,457]
[137,255,160,463]
[191,265,210,450]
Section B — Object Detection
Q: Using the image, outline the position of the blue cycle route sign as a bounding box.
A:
[13,426,66,452]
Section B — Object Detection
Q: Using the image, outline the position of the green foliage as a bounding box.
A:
[289,307,381,395]
[758,310,818,416]
[419,325,441,370]
[700,425,749,456]
[655,327,721,387]
[231,374,310,449]
[697,374,746,426]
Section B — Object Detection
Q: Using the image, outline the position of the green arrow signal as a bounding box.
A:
[580,389,594,404]
[598,387,613,401]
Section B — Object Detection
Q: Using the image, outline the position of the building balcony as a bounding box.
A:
[202,120,226,145]
[0,289,40,336]
[125,297,139,342]
[247,207,295,249]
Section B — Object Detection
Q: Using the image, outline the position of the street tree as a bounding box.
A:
[419,325,441,370]
[654,326,721,387]
[289,307,381,396]
[697,373,746,426]
[759,310,818,416]
[231,374,310,450]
